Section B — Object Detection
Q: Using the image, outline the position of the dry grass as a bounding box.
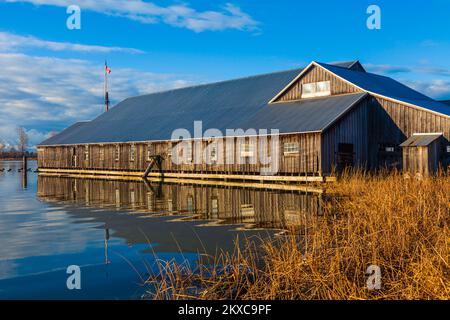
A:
[146,171,450,300]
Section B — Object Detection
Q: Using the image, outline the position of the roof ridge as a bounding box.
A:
[316,62,450,117]
[317,61,436,100]
[324,60,359,67]
[271,92,366,105]
[126,67,303,100]
[123,60,363,101]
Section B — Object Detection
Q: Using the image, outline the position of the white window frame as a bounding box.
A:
[84,145,89,161]
[211,197,218,215]
[284,142,299,155]
[210,143,218,162]
[240,143,254,157]
[187,195,194,213]
[301,81,331,98]
[114,145,120,161]
[130,144,136,162]
[185,142,193,163]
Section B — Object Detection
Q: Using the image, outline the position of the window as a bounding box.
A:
[210,143,218,162]
[115,189,120,207]
[316,81,330,93]
[338,143,354,154]
[284,142,299,155]
[240,143,254,157]
[185,142,193,162]
[115,145,120,161]
[187,195,194,213]
[302,83,315,97]
[130,144,136,162]
[71,147,77,167]
[175,141,192,163]
[337,143,354,169]
[84,145,89,161]
[130,190,135,207]
[99,147,105,161]
[301,81,331,98]
[378,143,398,153]
[211,197,218,215]
[240,204,255,217]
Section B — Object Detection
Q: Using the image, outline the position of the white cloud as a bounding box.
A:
[365,63,450,99]
[0,125,50,150]
[366,63,450,77]
[365,64,412,74]
[3,0,259,33]
[404,79,450,100]
[0,31,144,53]
[0,53,195,147]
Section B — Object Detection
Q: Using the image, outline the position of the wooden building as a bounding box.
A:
[38,60,450,179]
[400,133,445,176]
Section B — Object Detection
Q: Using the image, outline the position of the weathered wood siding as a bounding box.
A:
[321,97,370,174]
[402,137,444,175]
[368,96,450,169]
[274,65,362,102]
[38,133,323,175]
[320,95,450,174]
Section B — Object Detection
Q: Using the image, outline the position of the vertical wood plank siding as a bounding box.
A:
[274,65,362,102]
[38,133,323,175]
[37,66,450,176]
[368,96,450,169]
[321,97,370,174]
[402,137,443,175]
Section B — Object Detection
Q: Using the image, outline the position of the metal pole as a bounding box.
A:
[104,62,108,112]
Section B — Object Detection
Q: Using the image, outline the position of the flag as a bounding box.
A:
[105,62,111,74]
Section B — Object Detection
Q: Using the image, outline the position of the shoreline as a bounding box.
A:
[0,158,37,161]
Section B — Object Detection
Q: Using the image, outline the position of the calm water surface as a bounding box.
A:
[0,160,322,299]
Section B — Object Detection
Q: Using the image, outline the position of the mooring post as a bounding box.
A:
[22,155,27,189]
[23,154,27,172]
[142,158,154,179]
[142,155,164,180]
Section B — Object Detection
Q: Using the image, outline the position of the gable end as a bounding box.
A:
[270,63,363,103]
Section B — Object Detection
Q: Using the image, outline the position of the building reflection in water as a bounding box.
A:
[37,175,325,232]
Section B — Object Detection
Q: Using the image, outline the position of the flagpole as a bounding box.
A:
[104,61,109,112]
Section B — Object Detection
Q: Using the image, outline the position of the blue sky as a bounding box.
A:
[0,0,449,148]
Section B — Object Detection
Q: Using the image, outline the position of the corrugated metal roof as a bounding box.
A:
[39,73,366,146]
[238,93,367,134]
[40,68,301,145]
[400,134,442,147]
[41,121,88,145]
[40,59,448,147]
[317,62,450,117]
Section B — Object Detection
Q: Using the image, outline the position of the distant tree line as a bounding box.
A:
[0,127,37,159]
